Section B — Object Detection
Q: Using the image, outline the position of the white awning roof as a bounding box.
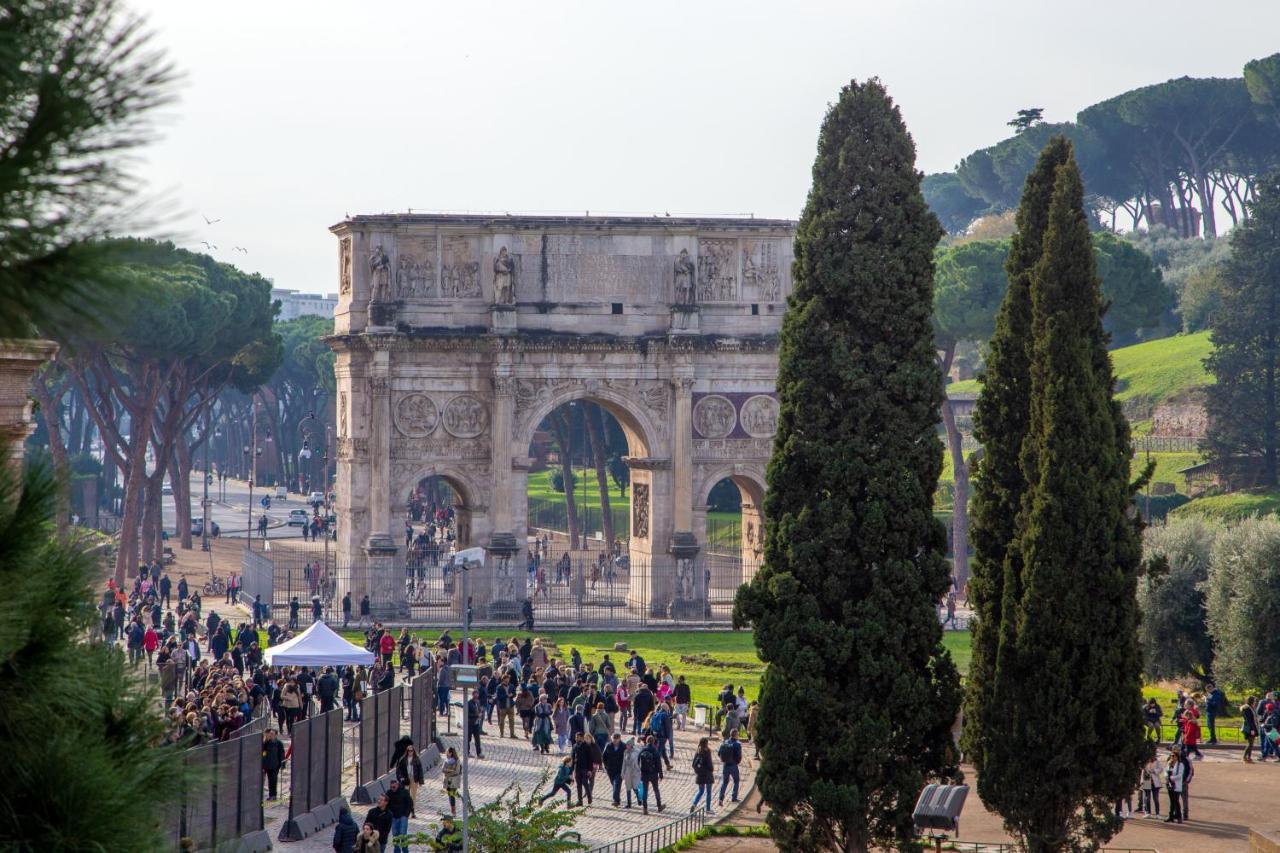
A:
[263,620,375,667]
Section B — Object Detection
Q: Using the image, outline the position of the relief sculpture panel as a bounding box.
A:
[394,393,439,437]
[739,394,779,438]
[693,394,737,438]
[741,239,782,302]
[339,237,352,295]
[632,482,650,539]
[697,238,737,302]
[395,236,438,298]
[441,236,482,298]
[442,394,490,438]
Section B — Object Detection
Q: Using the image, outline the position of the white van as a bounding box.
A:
[274,485,287,501]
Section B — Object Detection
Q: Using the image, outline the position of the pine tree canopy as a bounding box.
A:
[733,78,960,853]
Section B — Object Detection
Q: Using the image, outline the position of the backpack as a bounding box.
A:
[638,748,660,776]
[718,740,739,765]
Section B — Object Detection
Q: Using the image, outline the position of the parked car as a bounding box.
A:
[190,518,220,537]
[161,482,173,496]
[287,509,311,526]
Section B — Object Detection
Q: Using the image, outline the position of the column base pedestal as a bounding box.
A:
[667,532,706,620]
[365,533,407,619]
[478,532,522,620]
[669,305,700,335]
[490,304,517,335]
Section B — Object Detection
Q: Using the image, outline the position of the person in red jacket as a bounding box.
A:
[379,631,395,667]
[143,625,160,665]
[1182,711,1204,760]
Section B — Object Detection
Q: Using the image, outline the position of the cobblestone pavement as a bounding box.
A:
[269,707,756,850]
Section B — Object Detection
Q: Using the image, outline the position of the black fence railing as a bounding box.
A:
[243,545,762,628]
[589,809,706,853]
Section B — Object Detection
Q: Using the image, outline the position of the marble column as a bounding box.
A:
[668,376,702,619]
[364,345,402,617]
[482,372,520,619]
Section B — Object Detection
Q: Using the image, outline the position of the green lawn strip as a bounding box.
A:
[1132,451,1201,492]
[1170,487,1280,522]
[659,824,770,852]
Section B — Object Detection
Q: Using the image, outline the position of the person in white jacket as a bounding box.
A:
[1139,756,1161,817]
[1164,750,1185,823]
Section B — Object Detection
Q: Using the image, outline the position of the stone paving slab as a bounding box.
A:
[267,708,755,850]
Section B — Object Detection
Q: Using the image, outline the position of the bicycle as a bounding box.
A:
[204,575,227,596]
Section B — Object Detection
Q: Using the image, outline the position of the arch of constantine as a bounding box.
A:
[328,214,794,621]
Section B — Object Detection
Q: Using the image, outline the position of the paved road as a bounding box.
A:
[270,705,755,851]
[162,473,325,541]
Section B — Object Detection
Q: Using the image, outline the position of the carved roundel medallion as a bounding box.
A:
[394,393,439,438]
[739,394,779,438]
[693,394,737,439]
[442,394,490,438]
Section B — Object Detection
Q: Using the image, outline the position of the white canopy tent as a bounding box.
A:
[263,620,374,667]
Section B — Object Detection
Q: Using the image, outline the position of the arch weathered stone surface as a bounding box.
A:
[329,214,793,618]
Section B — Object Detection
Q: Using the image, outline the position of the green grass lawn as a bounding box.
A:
[1170,487,1280,522]
[1133,451,1201,491]
[527,469,742,549]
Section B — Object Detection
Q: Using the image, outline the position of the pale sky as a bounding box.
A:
[130,0,1280,294]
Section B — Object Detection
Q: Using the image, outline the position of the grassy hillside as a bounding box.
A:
[1170,488,1280,522]
[947,331,1212,421]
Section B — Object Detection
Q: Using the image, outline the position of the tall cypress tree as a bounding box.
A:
[963,138,1070,784]
[982,149,1148,852]
[733,79,960,853]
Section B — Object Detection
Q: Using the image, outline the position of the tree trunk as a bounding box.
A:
[31,372,71,532]
[551,409,579,549]
[172,445,193,549]
[117,424,149,581]
[939,342,970,591]
[584,402,615,549]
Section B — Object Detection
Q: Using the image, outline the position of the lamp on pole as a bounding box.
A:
[452,546,485,853]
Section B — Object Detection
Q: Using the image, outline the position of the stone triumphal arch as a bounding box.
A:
[329,214,793,619]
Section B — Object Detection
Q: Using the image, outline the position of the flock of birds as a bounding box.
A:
[198,214,248,254]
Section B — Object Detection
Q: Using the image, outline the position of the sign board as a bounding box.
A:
[452,664,479,686]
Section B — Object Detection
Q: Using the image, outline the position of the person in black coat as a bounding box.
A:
[261,728,286,800]
[602,733,627,806]
[385,779,413,849]
[571,733,595,806]
[317,667,340,713]
[691,737,716,814]
[331,807,358,853]
[363,795,393,850]
[638,735,665,815]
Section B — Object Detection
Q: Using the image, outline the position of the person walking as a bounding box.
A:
[1181,710,1204,760]
[539,757,574,808]
[638,735,665,815]
[572,732,595,806]
[691,737,716,814]
[717,729,742,807]
[342,592,352,629]
[603,733,627,806]
[1242,696,1259,763]
[621,737,642,809]
[364,794,394,851]
[317,666,339,714]
[532,694,554,754]
[590,702,612,753]
[441,747,461,816]
[331,806,358,853]
[553,697,571,753]
[395,745,424,817]
[1205,682,1226,744]
[385,778,413,853]
[353,821,380,853]
[262,728,286,800]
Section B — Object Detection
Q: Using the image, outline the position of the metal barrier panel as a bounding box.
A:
[382,686,404,773]
[358,693,378,784]
[184,745,215,848]
[324,707,344,802]
[288,717,312,820]
[237,735,264,835]
[213,740,239,846]
[410,672,434,751]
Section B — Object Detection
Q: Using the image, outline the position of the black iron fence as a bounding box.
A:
[589,809,706,852]
[243,544,760,628]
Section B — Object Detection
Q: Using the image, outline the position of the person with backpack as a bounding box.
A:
[1241,696,1259,763]
[691,737,716,814]
[649,702,673,770]
[718,729,742,807]
[638,735,665,815]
